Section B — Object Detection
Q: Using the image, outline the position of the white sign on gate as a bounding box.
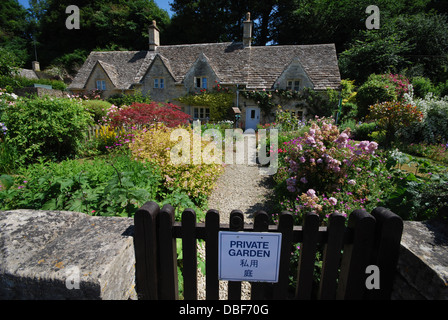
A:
[218,231,282,283]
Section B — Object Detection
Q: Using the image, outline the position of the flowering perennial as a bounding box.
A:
[275,117,385,224]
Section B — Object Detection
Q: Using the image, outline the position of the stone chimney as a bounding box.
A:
[32,61,40,72]
[243,12,252,48]
[148,20,160,51]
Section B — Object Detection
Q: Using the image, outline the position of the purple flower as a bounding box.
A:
[328,197,337,206]
[306,189,316,197]
[305,136,316,145]
[300,177,308,184]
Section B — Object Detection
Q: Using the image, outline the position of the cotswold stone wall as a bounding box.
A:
[392,220,448,300]
[0,209,446,300]
[0,210,136,300]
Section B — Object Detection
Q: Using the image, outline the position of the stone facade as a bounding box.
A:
[69,14,341,129]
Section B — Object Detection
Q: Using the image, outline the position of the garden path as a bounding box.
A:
[206,152,277,224]
[196,135,277,300]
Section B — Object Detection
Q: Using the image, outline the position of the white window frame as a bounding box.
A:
[193,107,210,120]
[194,77,208,89]
[154,78,165,89]
[96,80,106,91]
[287,79,300,91]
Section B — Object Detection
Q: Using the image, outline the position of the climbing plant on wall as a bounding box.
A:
[241,88,340,118]
[177,85,234,121]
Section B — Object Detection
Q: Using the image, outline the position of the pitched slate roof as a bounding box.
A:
[69,42,341,91]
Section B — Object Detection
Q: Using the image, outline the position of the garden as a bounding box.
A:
[0,72,447,298]
[265,74,448,224]
[1,72,447,223]
[0,89,226,221]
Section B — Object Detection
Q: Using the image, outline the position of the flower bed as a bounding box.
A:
[274,117,397,225]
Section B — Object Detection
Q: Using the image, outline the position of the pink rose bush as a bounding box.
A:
[274,117,391,225]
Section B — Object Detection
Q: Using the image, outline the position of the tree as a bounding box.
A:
[34,0,170,71]
[338,30,413,83]
[164,0,277,46]
[339,13,448,84]
[0,47,22,76]
[0,0,29,64]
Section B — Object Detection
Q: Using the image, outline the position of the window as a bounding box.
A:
[194,77,207,89]
[154,78,164,89]
[96,80,106,91]
[287,80,300,91]
[193,107,210,119]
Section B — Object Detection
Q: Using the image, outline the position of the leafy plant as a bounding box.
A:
[355,73,400,119]
[177,90,234,121]
[368,101,423,147]
[105,102,191,128]
[129,123,224,209]
[273,117,390,224]
[0,96,92,165]
[0,155,162,217]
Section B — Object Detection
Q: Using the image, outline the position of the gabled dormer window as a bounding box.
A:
[287,79,300,91]
[96,80,106,91]
[194,77,207,89]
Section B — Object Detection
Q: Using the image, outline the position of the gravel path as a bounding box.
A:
[207,162,277,224]
[195,146,278,300]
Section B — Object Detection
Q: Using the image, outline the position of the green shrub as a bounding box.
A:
[411,76,437,99]
[339,102,358,123]
[437,80,448,97]
[0,96,92,165]
[352,122,379,141]
[0,155,162,217]
[0,75,67,91]
[82,99,112,123]
[356,74,398,119]
[399,95,448,144]
[107,90,152,107]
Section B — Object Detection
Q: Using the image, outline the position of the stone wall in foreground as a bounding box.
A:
[391,220,448,300]
[0,209,446,300]
[0,209,136,300]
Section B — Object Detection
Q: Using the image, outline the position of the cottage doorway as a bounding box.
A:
[245,107,260,130]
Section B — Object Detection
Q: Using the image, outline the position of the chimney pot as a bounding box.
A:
[243,12,252,48]
[149,20,160,51]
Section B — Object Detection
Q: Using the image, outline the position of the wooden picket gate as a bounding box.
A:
[133,201,403,300]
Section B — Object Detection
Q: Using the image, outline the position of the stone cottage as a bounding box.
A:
[69,13,341,130]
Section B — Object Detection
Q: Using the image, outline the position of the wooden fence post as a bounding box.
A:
[295,211,320,300]
[205,209,220,300]
[318,211,346,300]
[134,201,160,300]
[182,208,198,300]
[368,207,404,300]
[158,204,178,300]
[336,209,376,300]
[251,211,272,300]
[273,211,294,300]
[228,210,244,300]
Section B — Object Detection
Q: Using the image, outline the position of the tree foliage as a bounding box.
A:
[2,0,448,84]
